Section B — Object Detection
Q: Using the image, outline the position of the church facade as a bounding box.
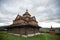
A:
[6,10,41,37]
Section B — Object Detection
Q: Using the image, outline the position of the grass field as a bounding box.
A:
[0,32,60,40]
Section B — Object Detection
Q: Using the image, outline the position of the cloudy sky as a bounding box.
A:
[0,0,60,28]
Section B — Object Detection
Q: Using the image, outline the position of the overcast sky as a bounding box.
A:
[0,0,60,28]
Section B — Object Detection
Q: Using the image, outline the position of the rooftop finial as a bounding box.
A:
[51,25,52,29]
[26,9,28,12]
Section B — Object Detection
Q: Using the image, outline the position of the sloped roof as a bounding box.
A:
[14,14,22,21]
[5,24,41,29]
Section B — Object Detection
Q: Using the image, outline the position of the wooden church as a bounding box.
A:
[6,10,41,37]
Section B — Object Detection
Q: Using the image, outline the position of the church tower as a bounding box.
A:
[49,25,56,34]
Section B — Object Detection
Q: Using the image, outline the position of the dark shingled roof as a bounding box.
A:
[3,24,41,29]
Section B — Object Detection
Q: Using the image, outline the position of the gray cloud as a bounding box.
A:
[0,0,60,27]
[34,0,60,23]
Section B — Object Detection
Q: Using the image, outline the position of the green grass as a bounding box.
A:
[0,32,60,40]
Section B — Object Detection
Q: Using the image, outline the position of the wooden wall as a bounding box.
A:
[7,27,40,35]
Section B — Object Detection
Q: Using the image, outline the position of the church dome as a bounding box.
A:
[23,10,31,16]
